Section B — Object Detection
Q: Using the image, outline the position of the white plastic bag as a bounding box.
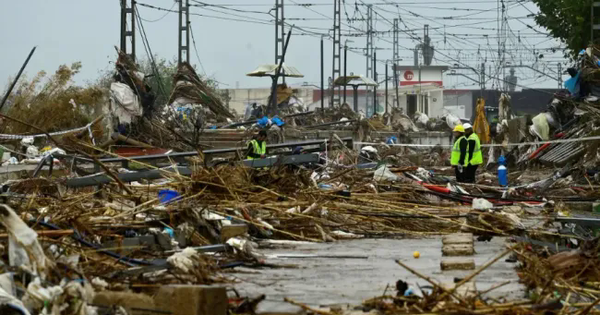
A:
[8,235,29,267]
[374,165,399,182]
[20,138,34,146]
[361,146,378,154]
[414,112,429,125]
[167,247,198,273]
[25,146,39,157]
[445,113,461,130]
[110,82,142,124]
[472,198,493,210]
[0,205,52,277]
[0,286,30,315]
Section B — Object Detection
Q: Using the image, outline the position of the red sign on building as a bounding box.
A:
[404,70,414,81]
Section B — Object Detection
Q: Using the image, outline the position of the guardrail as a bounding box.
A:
[55,137,352,170]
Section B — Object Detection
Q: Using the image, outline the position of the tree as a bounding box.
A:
[137,57,178,107]
[3,62,103,134]
[532,0,592,57]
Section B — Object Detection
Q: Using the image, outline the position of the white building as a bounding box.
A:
[222,64,451,119]
[393,65,448,118]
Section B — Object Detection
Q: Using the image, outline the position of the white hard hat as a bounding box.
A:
[463,123,473,129]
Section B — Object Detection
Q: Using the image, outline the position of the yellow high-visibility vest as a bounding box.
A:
[467,133,483,165]
[450,136,466,166]
[247,139,266,159]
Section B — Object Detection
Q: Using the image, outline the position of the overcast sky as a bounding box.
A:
[0,0,566,91]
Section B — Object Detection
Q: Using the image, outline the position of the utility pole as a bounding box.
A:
[373,50,377,116]
[178,0,190,65]
[480,62,486,96]
[394,63,399,108]
[393,18,399,86]
[365,5,373,113]
[332,0,342,106]
[385,62,388,114]
[392,18,399,109]
[343,44,348,105]
[120,0,136,61]
[321,36,324,111]
[557,62,563,89]
[592,2,600,44]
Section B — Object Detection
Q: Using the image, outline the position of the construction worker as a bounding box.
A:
[450,125,468,182]
[246,130,267,160]
[463,123,483,183]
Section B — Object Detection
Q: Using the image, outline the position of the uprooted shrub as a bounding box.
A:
[2,62,105,135]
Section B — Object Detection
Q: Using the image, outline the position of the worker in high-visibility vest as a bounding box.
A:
[450,124,468,183]
[463,123,483,183]
[246,130,267,160]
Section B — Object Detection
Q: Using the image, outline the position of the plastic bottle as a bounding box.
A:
[498,155,508,187]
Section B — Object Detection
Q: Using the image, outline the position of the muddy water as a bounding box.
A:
[231,237,524,313]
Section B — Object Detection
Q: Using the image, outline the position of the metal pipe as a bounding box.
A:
[270,27,293,115]
[373,50,377,116]
[0,47,36,111]
[304,120,357,129]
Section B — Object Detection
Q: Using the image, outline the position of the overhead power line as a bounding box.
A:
[190,1,524,7]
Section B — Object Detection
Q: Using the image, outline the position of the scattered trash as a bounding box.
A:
[472,198,494,210]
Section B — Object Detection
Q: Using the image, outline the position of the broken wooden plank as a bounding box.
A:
[442,244,475,256]
[0,229,74,238]
[442,233,473,245]
[441,258,475,270]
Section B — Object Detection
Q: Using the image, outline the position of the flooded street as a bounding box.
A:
[232,237,524,313]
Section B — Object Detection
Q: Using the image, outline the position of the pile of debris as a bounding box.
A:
[490,47,600,174]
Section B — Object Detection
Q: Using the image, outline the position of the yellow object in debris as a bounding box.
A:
[413,251,420,259]
[473,98,491,144]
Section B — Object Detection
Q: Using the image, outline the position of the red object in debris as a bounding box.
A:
[529,133,565,160]
[526,245,533,251]
[529,143,551,160]
[422,184,451,194]
[113,147,169,157]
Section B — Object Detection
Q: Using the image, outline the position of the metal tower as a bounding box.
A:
[178,0,190,65]
[496,0,508,91]
[393,18,399,90]
[331,0,342,106]
[365,5,374,111]
[275,0,285,64]
[120,0,136,61]
[393,18,399,63]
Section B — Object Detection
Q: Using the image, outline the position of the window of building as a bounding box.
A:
[418,94,429,115]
